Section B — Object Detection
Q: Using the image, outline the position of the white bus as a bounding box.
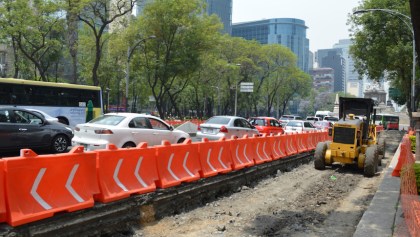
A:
[0,78,103,127]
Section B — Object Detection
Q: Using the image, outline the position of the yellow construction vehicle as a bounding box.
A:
[314,97,385,177]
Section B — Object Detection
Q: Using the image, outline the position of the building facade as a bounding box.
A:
[206,0,232,35]
[310,68,334,92]
[232,18,310,73]
[315,48,344,92]
[333,39,364,97]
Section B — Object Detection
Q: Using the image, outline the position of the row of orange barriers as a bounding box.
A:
[393,134,420,236]
[0,131,329,227]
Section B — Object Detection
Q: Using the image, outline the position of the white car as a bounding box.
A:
[72,113,190,150]
[284,120,317,133]
[196,116,259,140]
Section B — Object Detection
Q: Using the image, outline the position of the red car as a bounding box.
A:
[249,117,284,135]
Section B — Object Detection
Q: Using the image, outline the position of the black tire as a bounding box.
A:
[177,138,186,144]
[364,146,378,177]
[122,142,136,148]
[314,142,327,170]
[51,134,69,153]
[377,138,386,157]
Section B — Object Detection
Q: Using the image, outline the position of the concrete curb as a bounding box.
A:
[353,145,401,237]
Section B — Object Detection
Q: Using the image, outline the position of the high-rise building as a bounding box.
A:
[206,0,232,35]
[135,0,232,35]
[310,68,334,92]
[333,39,364,97]
[316,48,345,92]
[232,18,310,73]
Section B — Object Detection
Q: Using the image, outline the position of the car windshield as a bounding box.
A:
[287,121,302,127]
[206,117,231,125]
[89,115,125,125]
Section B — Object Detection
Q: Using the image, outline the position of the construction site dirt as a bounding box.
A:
[134,130,404,237]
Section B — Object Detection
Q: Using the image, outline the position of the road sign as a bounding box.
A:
[240,82,253,93]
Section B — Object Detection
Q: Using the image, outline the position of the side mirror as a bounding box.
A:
[170,125,174,131]
[328,128,333,136]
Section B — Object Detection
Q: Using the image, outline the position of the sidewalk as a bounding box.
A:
[353,144,402,237]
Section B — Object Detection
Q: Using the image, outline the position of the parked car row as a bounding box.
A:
[1,107,330,155]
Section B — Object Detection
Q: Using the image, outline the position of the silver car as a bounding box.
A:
[72,113,190,150]
[284,120,317,133]
[196,116,259,140]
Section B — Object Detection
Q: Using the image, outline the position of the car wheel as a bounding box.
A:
[122,142,136,148]
[51,135,69,153]
[177,138,186,144]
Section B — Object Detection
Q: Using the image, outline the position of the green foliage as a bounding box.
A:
[410,135,416,152]
[0,0,66,81]
[413,163,420,194]
[349,0,415,111]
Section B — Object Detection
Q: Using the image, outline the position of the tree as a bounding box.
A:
[0,0,66,81]
[134,0,221,119]
[350,0,415,115]
[75,0,136,86]
[259,44,297,117]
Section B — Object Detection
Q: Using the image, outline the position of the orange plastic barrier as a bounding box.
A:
[198,138,233,178]
[392,135,414,177]
[252,134,273,164]
[284,133,298,156]
[4,147,99,226]
[229,135,255,170]
[270,134,287,159]
[94,143,159,203]
[0,160,6,223]
[306,131,316,151]
[295,132,308,153]
[155,139,201,188]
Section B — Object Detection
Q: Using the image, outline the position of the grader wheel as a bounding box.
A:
[364,146,378,177]
[314,142,327,170]
[377,138,386,166]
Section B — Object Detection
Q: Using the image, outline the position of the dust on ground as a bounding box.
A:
[133,131,402,237]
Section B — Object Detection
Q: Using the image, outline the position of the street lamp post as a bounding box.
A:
[353,9,416,113]
[105,88,111,113]
[125,35,156,112]
[233,63,241,116]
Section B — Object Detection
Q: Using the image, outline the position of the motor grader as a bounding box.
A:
[314,97,385,177]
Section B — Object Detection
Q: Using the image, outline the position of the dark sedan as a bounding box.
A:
[0,107,74,153]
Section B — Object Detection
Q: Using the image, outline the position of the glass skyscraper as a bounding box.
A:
[232,18,310,73]
[206,0,232,35]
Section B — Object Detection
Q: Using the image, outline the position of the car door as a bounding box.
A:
[146,118,173,145]
[11,109,47,148]
[269,119,283,134]
[0,109,18,149]
[303,121,316,131]
[238,118,257,137]
[128,117,157,146]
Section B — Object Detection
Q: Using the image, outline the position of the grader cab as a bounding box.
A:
[314,97,385,177]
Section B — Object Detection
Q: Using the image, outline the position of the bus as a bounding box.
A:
[0,78,103,127]
[373,113,399,130]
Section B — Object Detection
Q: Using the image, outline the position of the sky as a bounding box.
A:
[232,0,361,53]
